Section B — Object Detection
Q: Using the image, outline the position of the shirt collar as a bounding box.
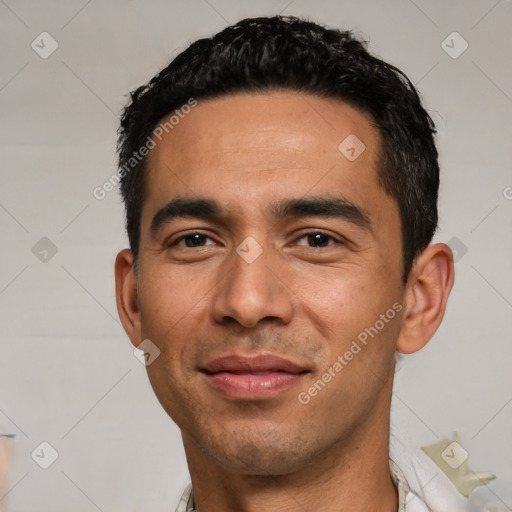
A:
[390,458,410,512]
[175,459,411,512]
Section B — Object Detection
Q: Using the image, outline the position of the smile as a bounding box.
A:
[200,354,310,399]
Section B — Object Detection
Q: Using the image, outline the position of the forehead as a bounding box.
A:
[142,91,394,229]
[149,91,378,170]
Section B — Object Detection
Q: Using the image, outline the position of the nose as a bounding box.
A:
[211,240,294,329]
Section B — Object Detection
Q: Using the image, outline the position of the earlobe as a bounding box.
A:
[115,249,143,348]
[396,243,455,354]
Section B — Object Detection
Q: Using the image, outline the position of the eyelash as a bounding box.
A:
[168,231,344,249]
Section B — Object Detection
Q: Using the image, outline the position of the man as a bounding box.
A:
[114,15,469,511]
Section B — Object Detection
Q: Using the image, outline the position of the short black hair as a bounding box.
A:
[117,15,439,282]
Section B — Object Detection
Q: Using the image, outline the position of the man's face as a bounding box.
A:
[134,91,405,474]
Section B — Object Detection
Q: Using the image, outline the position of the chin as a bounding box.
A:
[214,448,304,476]
[201,425,315,475]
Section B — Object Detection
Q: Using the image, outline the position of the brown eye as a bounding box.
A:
[169,233,215,248]
[295,232,342,248]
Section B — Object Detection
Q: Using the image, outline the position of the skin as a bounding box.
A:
[115,90,454,512]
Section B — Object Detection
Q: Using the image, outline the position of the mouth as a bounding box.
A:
[200,354,310,399]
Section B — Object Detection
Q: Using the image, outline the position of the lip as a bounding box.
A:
[203,354,307,374]
[201,354,309,399]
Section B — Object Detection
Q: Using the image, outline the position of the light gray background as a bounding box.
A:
[1,1,511,511]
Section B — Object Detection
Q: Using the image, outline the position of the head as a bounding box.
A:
[115,16,454,475]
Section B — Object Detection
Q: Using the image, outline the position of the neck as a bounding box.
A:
[182,393,398,512]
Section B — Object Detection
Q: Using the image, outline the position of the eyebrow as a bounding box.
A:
[150,196,371,235]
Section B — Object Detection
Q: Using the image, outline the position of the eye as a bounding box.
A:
[294,232,343,248]
[167,231,344,250]
[169,232,216,248]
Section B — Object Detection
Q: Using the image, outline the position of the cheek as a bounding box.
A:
[139,265,203,329]
[294,267,381,328]
[137,269,201,377]
[304,275,400,407]
[301,268,401,369]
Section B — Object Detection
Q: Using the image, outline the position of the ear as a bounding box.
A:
[115,249,143,349]
[396,243,455,354]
